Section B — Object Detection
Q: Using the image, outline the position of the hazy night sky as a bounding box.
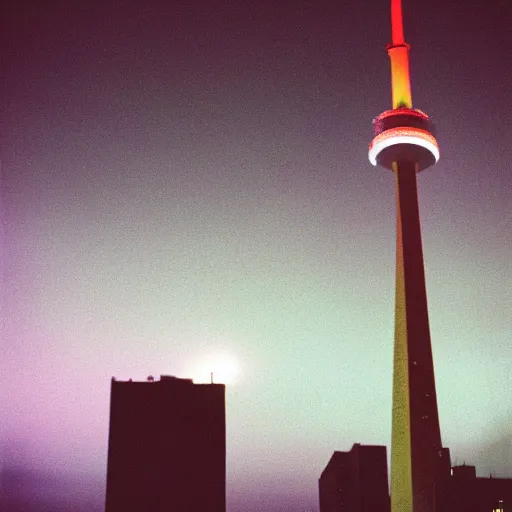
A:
[2,0,511,510]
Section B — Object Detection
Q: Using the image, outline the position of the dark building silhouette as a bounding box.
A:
[319,450,512,512]
[319,444,390,512]
[105,375,225,512]
[435,466,512,512]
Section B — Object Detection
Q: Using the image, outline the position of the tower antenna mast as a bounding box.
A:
[388,0,412,108]
[391,0,405,45]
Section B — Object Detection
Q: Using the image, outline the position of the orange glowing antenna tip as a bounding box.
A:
[388,0,412,109]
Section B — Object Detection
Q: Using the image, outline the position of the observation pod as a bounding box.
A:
[368,108,439,172]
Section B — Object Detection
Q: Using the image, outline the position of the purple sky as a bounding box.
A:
[2,0,511,510]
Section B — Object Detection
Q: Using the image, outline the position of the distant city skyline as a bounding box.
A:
[2,0,511,511]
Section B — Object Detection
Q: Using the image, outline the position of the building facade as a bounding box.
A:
[319,449,512,512]
[319,444,390,512]
[436,466,512,512]
[105,375,225,512]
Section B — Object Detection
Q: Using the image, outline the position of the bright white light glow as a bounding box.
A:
[368,127,439,166]
[191,354,240,385]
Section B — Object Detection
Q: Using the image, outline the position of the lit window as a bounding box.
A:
[493,500,504,512]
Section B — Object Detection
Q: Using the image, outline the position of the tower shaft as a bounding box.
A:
[391,160,442,512]
[369,1,445,509]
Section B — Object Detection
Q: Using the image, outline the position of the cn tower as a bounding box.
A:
[369,1,448,512]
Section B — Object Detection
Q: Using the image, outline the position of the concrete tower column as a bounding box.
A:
[391,160,443,512]
[368,1,448,511]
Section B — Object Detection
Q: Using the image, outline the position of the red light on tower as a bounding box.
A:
[389,0,412,109]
